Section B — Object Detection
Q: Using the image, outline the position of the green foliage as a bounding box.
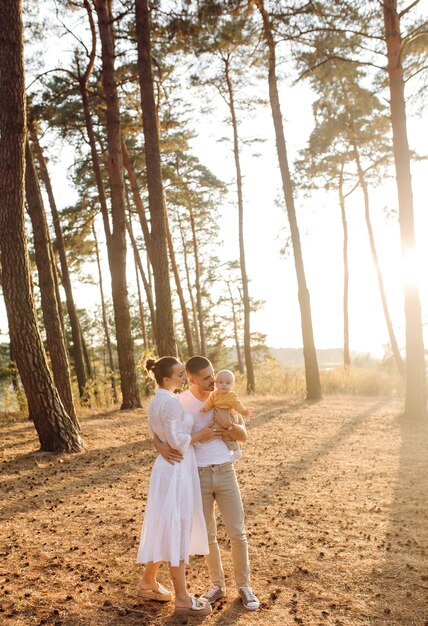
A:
[0,344,27,414]
[0,343,11,380]
[295,48,393,194]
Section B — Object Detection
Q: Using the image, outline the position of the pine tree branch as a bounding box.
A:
[282,26,384,42]
[26,67,78,91]
[404,64,428,82]
[53,0,90,58]
[296,55,385,82]
[399,0,421,18]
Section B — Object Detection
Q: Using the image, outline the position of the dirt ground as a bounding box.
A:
[1,394,427,626]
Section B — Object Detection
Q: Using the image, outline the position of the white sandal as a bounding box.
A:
[174,595,211,616]
[137,582,172,602]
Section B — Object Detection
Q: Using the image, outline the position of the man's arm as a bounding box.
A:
[152,432,183,465]
[214,410,247,443]
[152,423,224,464]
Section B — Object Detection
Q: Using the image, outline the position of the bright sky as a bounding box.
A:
[188,79,427,358]
[0,6,427,361]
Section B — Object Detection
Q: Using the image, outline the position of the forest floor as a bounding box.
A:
[1,394,428,626]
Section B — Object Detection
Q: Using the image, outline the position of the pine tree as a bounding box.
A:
[0,0,82,452]
[94,0,141,408]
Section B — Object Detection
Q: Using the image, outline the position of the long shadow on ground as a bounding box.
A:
[0,438,155,520]
[370,412,428,625]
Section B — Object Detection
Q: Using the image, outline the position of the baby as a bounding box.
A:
[201,369,251,461]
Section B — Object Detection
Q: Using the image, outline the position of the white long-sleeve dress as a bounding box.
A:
[136,388,208,567]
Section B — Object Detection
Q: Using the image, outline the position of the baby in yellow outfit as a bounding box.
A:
[201,369,251,460]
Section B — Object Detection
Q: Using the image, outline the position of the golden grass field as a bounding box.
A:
[1,393,427,625]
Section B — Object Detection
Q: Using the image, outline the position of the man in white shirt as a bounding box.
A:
[155,356,259,611]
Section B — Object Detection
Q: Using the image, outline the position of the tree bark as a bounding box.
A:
[188,202,207,356]
[94,0,141,408]
[135,0,176,356]
[224,56,255,392]
[349,129,405,376]
[125,215,157,333]
[121,136,152,260]
[25,139,77,421]
[255,0,321,400]
[227,282,245,375]
[122,151,158,339]
[135,257,149,350]
[165,215,195,357]
[49,244,66,339]
[338,166,351,368]
[28,122,88,397]
[80,325,94,381]
[80,0,112,243]
[177,210,201,353]
[122,142,193,354]
[0,1,82,452]
[382,0,426,418]
[93,223,118,403]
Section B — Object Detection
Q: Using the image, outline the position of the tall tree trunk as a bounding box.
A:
[382,0,426,418]
[338,166,351,368]
[93,223,118,404]
[122,141,193,354]
[135,257,149,350]
[49,245,66,339]
[177,208,201,353]
[28,122,88,397]
[227,282,245,375]
[94,0,141,408]
[80,326,94,380]
[122,156,158,339]
[224,56,255,392]
[121,137,152,260]
[125,214,157,333]
[25,139,77,421]
[135,0,176,356]
[0,1,82,452]
[349,130,405,376]
[188,203,207,356]
[165,215,195,357]
[255,0,321,400]
[80,0,112,242]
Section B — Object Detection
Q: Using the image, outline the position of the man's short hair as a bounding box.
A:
[185,355,212,375]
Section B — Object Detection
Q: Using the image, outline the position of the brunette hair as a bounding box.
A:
[185,355,212,375]
[146,356,181,386]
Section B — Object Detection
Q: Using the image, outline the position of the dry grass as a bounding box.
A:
[1,394,427,625]
[234,362,404,398]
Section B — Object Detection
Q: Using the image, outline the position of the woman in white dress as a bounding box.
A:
[137,356,222,616]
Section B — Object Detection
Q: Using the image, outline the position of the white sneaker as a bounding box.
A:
[238,585,260,610]
[200,584,225,604]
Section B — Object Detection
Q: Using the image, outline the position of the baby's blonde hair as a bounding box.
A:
[216,369,235,382]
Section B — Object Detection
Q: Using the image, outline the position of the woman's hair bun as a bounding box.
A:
[146,358,157,372]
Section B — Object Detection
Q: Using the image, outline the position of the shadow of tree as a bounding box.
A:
[1,438,155,520]
[370,413,428,625]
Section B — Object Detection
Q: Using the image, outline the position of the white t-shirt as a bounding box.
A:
[179,389,233,467]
